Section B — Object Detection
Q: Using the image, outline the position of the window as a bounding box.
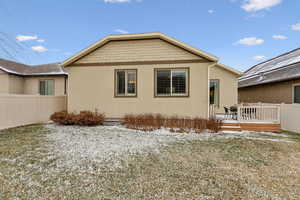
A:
[39,80,54,96]
[115,69,137,97]
[210,80,219,105]
[294,85,300,103]
[155,68,188,97]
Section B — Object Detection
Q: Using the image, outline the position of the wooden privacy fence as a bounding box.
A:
[237,105,280,123]
[0,94,66,130]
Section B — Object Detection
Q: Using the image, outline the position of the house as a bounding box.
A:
[0,59,67,95]
[62,33,241,118]
[239,48,300,104]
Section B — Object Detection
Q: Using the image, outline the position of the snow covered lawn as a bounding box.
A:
[0,124,300,199]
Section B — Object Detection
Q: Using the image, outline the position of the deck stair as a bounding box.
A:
[221,121,281,132]
[221,123,242,132]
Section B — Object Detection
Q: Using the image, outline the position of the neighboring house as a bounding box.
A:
[0,59,67,95]
[239,48,300,104]
[62,33,241,118]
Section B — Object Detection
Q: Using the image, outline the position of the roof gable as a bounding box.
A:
[62,32,218,67]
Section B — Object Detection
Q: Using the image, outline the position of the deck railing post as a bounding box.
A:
[277,105,281,124]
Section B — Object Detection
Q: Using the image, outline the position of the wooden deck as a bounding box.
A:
[212,104,282,132]
[221,121,281,132]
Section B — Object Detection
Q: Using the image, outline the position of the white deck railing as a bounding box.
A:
[210,104,281,124]
[209,104,216,118]
[237,105,280,123]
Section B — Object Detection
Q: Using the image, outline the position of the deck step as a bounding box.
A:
[221,126,241,129]
[221,123,242,131]
[221,128,242,131]
[221,122,281,132]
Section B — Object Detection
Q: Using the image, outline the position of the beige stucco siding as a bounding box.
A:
[74,39,203,64]
[66,63,209,118]
[24,76,66,95]
[8,75,24,94]
[0,73,9,94]
[210,65,239,113]
[239,79,300,104]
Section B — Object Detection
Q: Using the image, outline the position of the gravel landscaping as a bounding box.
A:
[0,124,300,199]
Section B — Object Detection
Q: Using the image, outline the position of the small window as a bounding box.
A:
[294,85,300,103]
[39,80,54,96]
[155,68,189,97]
[210,80,219,105]
[115,69,137,97]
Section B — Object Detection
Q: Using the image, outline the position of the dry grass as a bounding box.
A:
[0,125,300,199]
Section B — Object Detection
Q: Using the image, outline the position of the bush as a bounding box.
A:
[123,114,222,133]
[50,111,105,126]
[76,111,105,126]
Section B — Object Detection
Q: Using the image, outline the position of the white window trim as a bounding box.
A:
[292,83,300,104]
[115,69,137,97]
[155,68,189,97]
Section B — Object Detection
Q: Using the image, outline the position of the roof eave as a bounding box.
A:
[216,63,243,76]
[0,67,67,77]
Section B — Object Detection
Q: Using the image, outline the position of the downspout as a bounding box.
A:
[207,62,217,118]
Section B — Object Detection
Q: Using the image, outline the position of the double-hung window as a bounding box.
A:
[155,68,189,97]
[115,69,137,97]
[39,80,54,96]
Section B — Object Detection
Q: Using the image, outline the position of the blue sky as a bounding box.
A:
[0,0,299,71]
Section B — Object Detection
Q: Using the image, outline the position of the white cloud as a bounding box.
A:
[208,9,214,14]
[272,35,287,40]
[253,55,266,60]
[236,37,264,46]
[114,29,129,34]
[242,0,282,12]
[291,23,300,31]
[31,46,48,52]
[16,35,38,42]
[37,39,45,43]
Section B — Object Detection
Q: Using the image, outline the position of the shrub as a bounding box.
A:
[122,113,222,133]
[76,111,105,126]
[50,111,77,125]
[50,111,105,126]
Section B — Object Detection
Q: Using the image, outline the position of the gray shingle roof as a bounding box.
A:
[0,58,67,76]
[239,48,300,88]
